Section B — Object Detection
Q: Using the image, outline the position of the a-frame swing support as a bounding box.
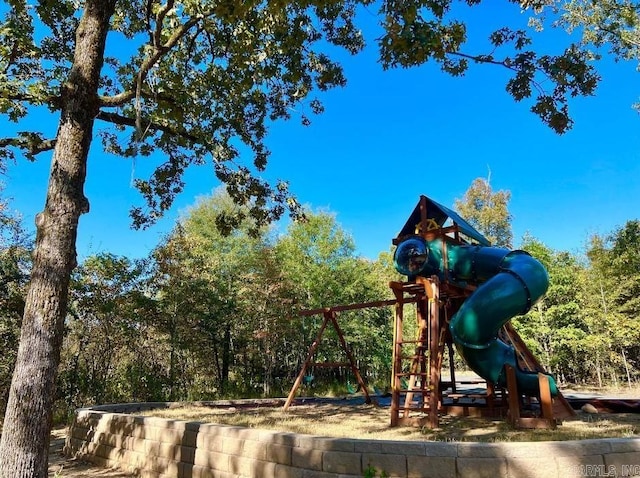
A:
[283,299,406,411]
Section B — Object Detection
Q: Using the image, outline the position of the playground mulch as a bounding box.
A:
[140,392,640,443]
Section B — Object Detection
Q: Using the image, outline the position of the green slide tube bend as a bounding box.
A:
[394,238,558,396]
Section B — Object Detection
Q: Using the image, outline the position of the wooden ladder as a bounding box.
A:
[390,278,443,427]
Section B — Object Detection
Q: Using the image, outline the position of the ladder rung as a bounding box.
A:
[446,393,488,399]
[310,362,350,367]
[396,407,433,412]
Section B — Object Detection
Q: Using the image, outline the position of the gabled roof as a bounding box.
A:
[396,195,491,246]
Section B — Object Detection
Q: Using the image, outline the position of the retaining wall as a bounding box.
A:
[65,402,640,478]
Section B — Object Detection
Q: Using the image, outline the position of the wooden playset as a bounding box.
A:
[285,195,575,429]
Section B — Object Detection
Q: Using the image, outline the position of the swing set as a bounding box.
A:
[283,299,402,410]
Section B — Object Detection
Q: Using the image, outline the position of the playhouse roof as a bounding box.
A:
[396,195,491,246]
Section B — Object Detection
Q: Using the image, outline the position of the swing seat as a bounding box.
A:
[346,381,360,394]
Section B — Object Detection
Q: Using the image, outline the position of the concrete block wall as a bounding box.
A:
[65,403,640,478]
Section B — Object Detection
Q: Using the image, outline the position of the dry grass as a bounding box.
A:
[139,398,640,443]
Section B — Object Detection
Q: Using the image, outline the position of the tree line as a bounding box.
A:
[1,184,639,425]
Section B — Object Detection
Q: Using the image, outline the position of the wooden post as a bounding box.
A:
[284,314,331,410]
[390,286,404,427]
[427,278,440,429]
[506,364,520,427]
[447,341,457,394]
[538,373,554,422]
[328,311,372,405]
[419,195,429,234]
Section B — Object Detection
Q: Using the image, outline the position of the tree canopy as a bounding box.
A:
[0,0,377,228]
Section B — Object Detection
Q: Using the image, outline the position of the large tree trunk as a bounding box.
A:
[0,2,115,476]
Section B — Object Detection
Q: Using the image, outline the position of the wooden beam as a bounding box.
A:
[308,362,351,368]
[419,195,428,234]
[298,298,406,317]
[283,314,331,410]
[427,278,440,429]
[327,311,373,405]
[390,287,404,427]
[501,323,575,418]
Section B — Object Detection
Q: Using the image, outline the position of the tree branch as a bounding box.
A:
[2,42,19,75]
[154,0,175,48]
[449,51,514,69]
[99,10,204,108]
[447,50,547,96]
[0,134,56,158]
[95,111,202,144]
[145,0,155,46]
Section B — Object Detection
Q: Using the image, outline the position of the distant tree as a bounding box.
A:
[454,176,513,248]
[275,211,363,309]
[0,192,31,421]
[275,211,391,384]
[583,222,640,386]
[516,235,590,383]
[60,254,157,411]
[149,228,208,400]
[171,191,270,396]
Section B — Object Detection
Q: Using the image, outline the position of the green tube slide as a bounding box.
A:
[393,237,558,397]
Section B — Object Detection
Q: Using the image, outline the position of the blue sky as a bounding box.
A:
[4,5,640,261]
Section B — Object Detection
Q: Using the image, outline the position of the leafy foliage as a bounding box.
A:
[1,1,638,473]
[0,192,31,419]
[60,253,158,410]
[514,222,640,387]
[49,193,398,412]
[16,194,639,419]
[454,176,513,247]
[275,211,393,385]
[1,0,376,229]
[377,0,600,133]
[0,1,632,219]
[558,0,640,63]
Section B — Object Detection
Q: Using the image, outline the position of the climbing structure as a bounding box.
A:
[389,195,575,428]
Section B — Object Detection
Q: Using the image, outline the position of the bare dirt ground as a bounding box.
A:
[48,427,135,478]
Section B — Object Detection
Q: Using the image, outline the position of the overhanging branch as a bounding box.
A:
[0,90,61,108]
[95,111,203,145]
[447,50,547,96]
[99,10,207,108]
[0,134,56,158]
